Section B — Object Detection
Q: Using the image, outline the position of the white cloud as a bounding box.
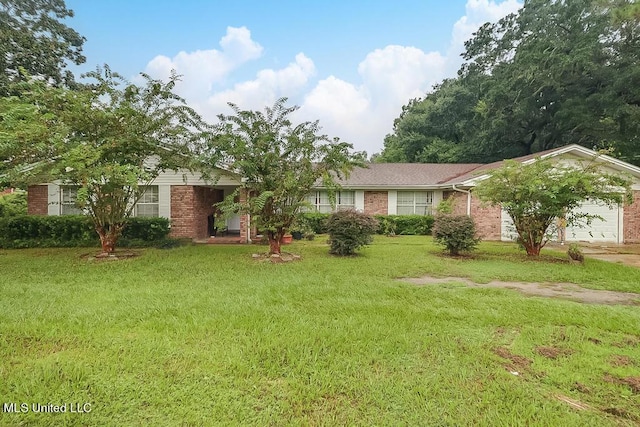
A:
[144,26,263,100]
[298,46,447,154]
[140,1,522,155]
[448,0,522,70]
[201,53,316,121]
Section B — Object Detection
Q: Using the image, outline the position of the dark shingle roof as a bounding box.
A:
[336,163,482,187]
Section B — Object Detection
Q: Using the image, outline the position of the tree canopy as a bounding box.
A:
[0,67,209,254]
[0,0,85,94]
[377,0,640,166]
[210,98,364,255]
[474,156,633,256]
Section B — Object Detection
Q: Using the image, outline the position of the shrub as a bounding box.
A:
[373,215,434,235]
[377,216,397,236]
[0,215,171,248]
[432,215,480,256]
[298,212,330,234]
[0,192,27,217]
[326,209,378,256]
[567,243,584,263]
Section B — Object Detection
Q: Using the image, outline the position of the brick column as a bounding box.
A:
[239,188,249,243]
[170,186,196,238]
[27,185,48,215]
[623,190,640,243]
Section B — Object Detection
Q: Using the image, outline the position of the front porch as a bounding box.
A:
[169,184,256,243]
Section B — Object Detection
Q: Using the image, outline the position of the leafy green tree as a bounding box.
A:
[378,78,483,163]
[474,156,632,256]
[211,98,363,255]
[0,67,208,254]
[379,0,640,166]
[0,0,85,93]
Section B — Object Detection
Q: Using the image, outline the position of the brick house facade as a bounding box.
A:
[24,145,640,244]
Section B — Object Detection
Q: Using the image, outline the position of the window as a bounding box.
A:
[397,191,433,215]
[61,186,82,215]
[305,191,355,213]
[135,186,159,217]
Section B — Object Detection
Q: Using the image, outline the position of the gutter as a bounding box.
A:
[451,184,471,216]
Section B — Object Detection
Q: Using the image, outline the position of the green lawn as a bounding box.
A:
[1,237,639,426]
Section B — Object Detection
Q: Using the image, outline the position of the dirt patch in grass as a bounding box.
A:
[251,252,302,263]
[493,347,532,373]
[604,374,640,393]
[609,355,635,367]
[612,336,640,348]
[535,346,574,359]
[82,250,140,261]
[402,276,640,305]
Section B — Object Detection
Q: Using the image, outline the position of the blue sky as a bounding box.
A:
[65,0,522,155]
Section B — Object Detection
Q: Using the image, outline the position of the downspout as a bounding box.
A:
[451,184,471,216]
[246,213,252,244]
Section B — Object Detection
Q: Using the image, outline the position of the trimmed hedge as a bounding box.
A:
[298,212,435,236]
[0,215,172,249]
[374,215,434,235]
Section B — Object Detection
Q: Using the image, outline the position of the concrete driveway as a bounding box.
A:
[554,243,640,268]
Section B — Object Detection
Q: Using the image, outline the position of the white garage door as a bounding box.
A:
[565,201,621,243]
[500,202,622,243]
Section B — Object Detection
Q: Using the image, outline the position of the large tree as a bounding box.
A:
[0,0,85,93]
[211,98,364,255]
[474,156,632,256]
[0,67,208,254]
[378,0,640,165]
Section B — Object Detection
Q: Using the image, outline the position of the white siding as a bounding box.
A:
[48,184,60,215]
[151,169,240,186]
[355,190,365,212]
[387,190,397,215]
[158,185,171,219]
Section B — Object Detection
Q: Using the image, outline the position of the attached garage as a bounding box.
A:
[565,200,622,243]
[500,201,623,244]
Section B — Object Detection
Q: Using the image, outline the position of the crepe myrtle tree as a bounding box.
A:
[0,67,209,254]
[474,156,633,256]
[210,98,365,255]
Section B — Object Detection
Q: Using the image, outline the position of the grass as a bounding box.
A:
[0,236,639,426]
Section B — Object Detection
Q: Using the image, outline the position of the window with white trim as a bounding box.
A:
[60,186,82,215]
[305,191,355,213]
[397,191,433,215]
[135,186,159,217]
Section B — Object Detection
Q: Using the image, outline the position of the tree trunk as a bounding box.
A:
[96,224,123,256]
[267,229,285,255]
[523,242,542,256]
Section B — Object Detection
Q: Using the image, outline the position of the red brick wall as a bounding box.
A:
[623,190,640,243]
[447,191,468,216]
[364,191,388,215]
[444,190,502,240]
[170,186,226,239]
[27,185,48,215]
[469,194,502,240]
[170,186,195,238]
